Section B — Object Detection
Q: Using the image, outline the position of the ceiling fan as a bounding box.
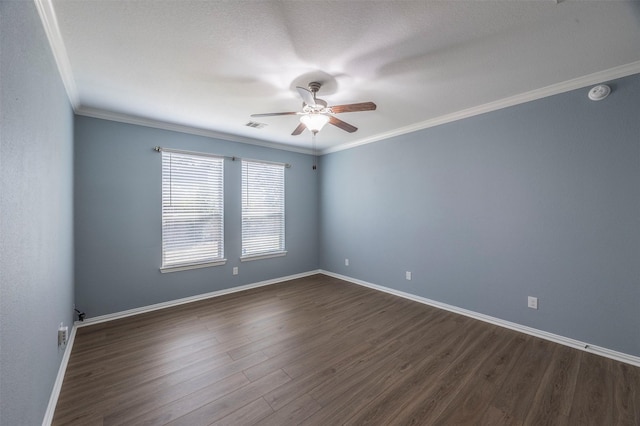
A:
[250,82,377,135]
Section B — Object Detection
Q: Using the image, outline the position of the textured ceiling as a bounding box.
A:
[44,0,640,153]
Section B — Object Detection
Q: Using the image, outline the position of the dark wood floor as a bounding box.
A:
[53,274,639,425]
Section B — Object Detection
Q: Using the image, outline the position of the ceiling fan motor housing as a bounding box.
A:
[250,81,375,135]
[308,82,322,93]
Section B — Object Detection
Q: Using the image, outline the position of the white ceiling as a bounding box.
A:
[40,0,640,153]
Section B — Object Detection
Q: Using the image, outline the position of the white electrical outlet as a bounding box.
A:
[528,296,538,310]
[233,267,238,275]
[345,258,349,266]
[406,271,412,280]
[58,323,68,346]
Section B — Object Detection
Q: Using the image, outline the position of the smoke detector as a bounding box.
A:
[588,84,610,101]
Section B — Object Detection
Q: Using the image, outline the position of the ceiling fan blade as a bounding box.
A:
[291,122,306,136]
[296,86,316,107]
[329,116,357,133]
[329,102,377,114]
[250,112,299,117]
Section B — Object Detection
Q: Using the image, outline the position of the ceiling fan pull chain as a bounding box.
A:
[312,132,317,170]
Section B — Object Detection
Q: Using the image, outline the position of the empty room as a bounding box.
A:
[1,1,640,425]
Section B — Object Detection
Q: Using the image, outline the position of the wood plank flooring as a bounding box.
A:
[53,274,640,425]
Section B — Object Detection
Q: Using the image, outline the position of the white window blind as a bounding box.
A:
[241,160,286,260]
[161,151,225,272]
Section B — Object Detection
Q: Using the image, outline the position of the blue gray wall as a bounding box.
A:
[74,116,319,317]
[319,73,640,357]
[0,2,75,425]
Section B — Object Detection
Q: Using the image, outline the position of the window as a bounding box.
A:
[161,150,225,272]
[241,160,286,261]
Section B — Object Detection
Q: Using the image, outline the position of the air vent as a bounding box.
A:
[245,121,267,129]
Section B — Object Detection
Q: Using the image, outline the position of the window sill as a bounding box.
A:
[240,251,287,262]
[160,259,227,273]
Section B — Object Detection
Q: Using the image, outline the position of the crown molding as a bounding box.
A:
[76,106,315,155]
[322,61,640,155]
[34,0,80,110]
[35,0,639,156]
[34,0,310,155]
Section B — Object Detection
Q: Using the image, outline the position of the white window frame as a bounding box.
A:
[160,149,226,273]
[241,159,286,261]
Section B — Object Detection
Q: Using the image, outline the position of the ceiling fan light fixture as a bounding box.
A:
[300,114,330,133]
[251,81,374,136]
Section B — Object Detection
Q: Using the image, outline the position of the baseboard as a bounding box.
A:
[43,267,637,425]
[320,270,640,368]
[76,270,321,327]
[42,325,77,426]
[43,270,320,424]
